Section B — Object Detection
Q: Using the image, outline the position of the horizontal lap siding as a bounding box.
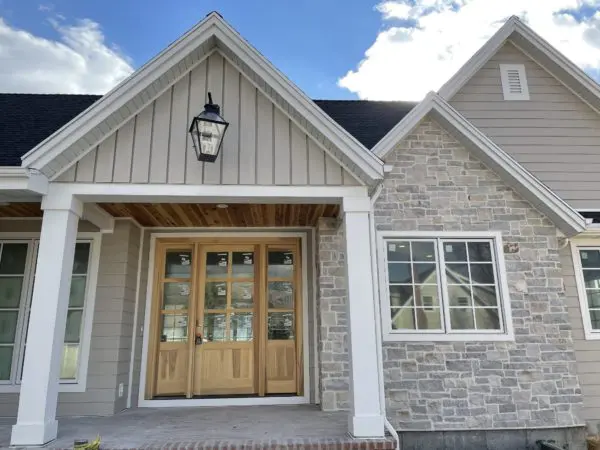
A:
[450,42,600,209]
[58,52,359,187]
[560,245,600,430]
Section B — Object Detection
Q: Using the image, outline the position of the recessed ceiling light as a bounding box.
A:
[216,204,228,209]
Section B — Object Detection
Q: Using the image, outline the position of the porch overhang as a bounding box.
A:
[0,168,48,200]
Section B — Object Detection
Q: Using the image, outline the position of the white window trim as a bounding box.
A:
[377,230,514,342]
[499,64,530,101]
[571,240,600,340]
[0,232,101,393]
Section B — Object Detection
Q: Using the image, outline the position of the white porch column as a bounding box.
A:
[11,193,82,446]
[342,196,385,438]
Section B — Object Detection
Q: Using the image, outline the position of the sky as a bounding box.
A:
[1,0,600,101]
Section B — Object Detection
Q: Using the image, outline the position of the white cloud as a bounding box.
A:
[0,16,134,94]
[339,0,600,100]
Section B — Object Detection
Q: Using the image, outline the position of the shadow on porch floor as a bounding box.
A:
[0,405,395,449]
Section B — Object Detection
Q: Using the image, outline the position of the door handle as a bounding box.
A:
[195,333,203,345]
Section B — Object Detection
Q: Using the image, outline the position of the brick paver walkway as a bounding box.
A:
[0,405,395,449]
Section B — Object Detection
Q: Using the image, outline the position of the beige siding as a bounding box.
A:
[451,42,600,209]
[0,220,141,417]
[57,51,359,187]
[561,245,600,430]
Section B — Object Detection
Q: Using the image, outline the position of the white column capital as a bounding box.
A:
[341,196,371,214]
[41,192,83,216]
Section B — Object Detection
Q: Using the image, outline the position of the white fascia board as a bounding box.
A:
[22,12,383,186]
[438,16,518,100]
[213,25,383,183]
[0,168,48,195]
[439,15,600,109]
[21,17,220,172]
[372,93,585,237]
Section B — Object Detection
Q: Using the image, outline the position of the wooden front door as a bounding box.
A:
[146,238,303,399]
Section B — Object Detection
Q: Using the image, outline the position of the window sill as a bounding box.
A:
[583,331,600,341]
[0,382,86,394]
[383,332,515,342]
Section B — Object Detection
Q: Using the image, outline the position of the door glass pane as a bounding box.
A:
[0,244,28,274]
[268,312,294,340]
[163,282,190,310]
[60,343,79,379]
[0,311,18,344]
[0,277,23,308]
[411,241,435,261]
[388,263,412,284]
[206,252,228,279]
[65,310,83,343]
[268,251,294,278]
[416,308,442,330]
[69,276,87,308]
[472,286,498,307]
[230,312,253,341]
[164,251,192,278]
[0,346,12,380]
[231,282,254,308]
[389,285,413,307]
[203,313,226,342]
[72,243,91,275]
[204,282,227,309]
[160,314,188,342]
[268,282,294,309]
[387,242,410,261]
[232,252,254,278]
[468,242,492,262]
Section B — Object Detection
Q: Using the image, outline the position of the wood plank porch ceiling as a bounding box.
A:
[99,203,340,227]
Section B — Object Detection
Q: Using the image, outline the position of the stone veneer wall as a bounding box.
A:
[374,119,583,431]
[316,218,350,411]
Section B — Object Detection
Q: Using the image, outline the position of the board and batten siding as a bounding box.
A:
[57,52,359,187]
[450,42,600,210]
[560,244,600,431]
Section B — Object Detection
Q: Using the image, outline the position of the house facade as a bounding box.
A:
[1,12,600,449]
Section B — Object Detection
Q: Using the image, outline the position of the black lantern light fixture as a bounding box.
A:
[189,92,229,162]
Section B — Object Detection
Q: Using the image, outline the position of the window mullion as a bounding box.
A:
[437,239,451,334]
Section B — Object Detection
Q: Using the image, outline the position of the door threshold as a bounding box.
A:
[139,396,310,408]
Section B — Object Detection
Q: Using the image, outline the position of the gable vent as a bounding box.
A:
[500,64,529,100]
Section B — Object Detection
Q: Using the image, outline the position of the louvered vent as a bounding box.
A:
[506,69,522,94]
[500,64,530,100]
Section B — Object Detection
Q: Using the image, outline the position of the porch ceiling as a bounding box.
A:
[0,202,42,217]
[99,203,340,227]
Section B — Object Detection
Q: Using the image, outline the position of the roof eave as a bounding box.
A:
[372,92,585,237]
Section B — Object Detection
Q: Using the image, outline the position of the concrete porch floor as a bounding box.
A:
[0,405,394,449]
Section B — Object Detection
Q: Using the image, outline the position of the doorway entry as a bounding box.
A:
[146,237,303,399]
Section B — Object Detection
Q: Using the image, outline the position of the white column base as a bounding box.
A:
[348,414,385,438]
[11,420,58,446]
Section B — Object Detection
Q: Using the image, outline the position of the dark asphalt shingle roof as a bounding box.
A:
[0,93,101,166]
[0,94,416,167]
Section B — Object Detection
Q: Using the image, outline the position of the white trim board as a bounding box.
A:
[376,230,514,342]
[0,232,102,394]
[438,15,600,117]
[21,13,383,186]
[47,183,368,204]
[570,239,600,341]
[370,92,585,237]
[137,230,312,407]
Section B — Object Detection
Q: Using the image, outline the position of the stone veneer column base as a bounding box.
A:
[397,426,586,450]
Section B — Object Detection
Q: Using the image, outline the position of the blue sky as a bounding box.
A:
[0,0,384,99]
[1,0,600,100]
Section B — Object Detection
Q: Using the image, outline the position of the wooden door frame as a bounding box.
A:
[139,231,312,408]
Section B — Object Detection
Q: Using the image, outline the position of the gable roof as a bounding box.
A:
[372,92,585,237]
[19,13,386,186]
[0,95,414,167]
[314,100,416,149]
[438,15,600,113]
